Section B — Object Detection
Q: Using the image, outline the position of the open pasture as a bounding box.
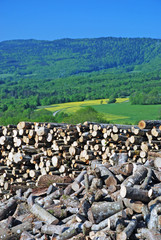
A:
[39,98,161,124]
[93,102,161,124]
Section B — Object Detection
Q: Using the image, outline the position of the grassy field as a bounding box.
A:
[93,102,161,124]
[38,98,161,124]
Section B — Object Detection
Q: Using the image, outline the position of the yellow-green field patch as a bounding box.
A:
[43,98,128,114]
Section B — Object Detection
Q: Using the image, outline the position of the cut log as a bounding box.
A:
[123,198,144,213]
[136,228,161,240]
[29,203,59,224]
[138,120,161,129]
[148,203,161,230]
[0,197,17,220]
[41,224,66,235]
[91,200,124,224]
[116,219,137,240]
[121,164,148,187]
[91,210,126,231]
[17,121,34,130]
[120,185,150,203]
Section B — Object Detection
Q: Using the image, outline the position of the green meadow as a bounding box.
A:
[92,102,161,124]
[43,99,161,125]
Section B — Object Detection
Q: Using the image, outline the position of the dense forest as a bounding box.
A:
[0,37,161,124]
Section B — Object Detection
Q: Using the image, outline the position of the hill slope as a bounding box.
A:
[0,37,161,125]
[1,37,161,79]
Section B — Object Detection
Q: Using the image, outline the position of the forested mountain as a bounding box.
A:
[0,37,161,124]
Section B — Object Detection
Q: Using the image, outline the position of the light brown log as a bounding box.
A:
[52,155,62,168]
[151,128,161,137]
[132,127,147,136]
[123,198,144,213]
[129,135,143,144]
[141,142,152,152]
[17,121,34,130]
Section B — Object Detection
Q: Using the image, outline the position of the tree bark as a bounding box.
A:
[120,185,150,203]
[91,200,124,224]
[116,219,137,240]
[29,203,59,224]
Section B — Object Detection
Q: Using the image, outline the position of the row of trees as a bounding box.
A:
[130,90,161,105]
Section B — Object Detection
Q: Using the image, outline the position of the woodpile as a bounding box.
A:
[0,120,161,239]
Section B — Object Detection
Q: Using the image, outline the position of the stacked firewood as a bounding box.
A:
[0,120,161,239]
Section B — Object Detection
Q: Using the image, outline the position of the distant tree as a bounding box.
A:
[108,95,116,104]
[2,104,8,112]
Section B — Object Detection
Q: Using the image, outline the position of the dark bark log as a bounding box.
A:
[120,185,150,203]
[116,219,137,240]
[138,120,161,130]
[0,197,17,220]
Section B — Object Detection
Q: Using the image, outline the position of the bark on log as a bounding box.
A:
[136,228,161,240]
[91,200,124,224]
[0,197,17,220]
[59,223,83,240]
[41,224,66,235]
[120,185,150,203]
[29,203,59,224]
[148,203,161,230]
[121,164,148,187]
[91,210,126,231]
[138,120,161,129]
[123,198,144,213]
[116,219,137,240]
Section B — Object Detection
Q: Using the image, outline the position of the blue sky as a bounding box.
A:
[0,0,161,42]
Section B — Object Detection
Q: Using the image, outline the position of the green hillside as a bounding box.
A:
[0,37,161,125]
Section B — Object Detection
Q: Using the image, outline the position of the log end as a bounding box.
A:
[117,231,127,240]
[138,120,146,129]
[120,185,127,198]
